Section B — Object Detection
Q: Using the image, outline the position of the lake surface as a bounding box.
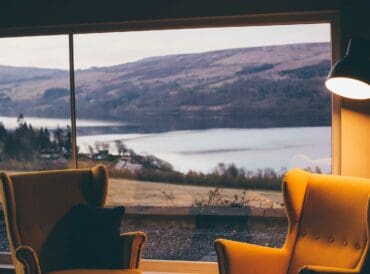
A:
[0,116,331,174]
[77,127,331,174]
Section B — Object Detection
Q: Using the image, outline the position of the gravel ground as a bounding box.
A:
[123,218,287,261]
[0,220,9,251]
[0,218,287,261]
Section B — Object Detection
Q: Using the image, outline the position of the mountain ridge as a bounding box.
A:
[0,42,331,132]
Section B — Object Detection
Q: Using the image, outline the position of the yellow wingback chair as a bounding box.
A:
[215,169,370,274]
[0,165,147,274]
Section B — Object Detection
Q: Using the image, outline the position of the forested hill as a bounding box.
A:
[0,42,331,131]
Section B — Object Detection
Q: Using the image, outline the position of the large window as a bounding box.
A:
[73,24,331,260]
[0,35,72,251]
[0,23,332,261]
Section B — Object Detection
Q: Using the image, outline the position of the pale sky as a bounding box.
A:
[0,23,330,70]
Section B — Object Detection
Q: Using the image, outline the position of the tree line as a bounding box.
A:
[0,116,72,162]
[108,162,285,191]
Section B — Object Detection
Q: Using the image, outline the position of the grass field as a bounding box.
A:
[0,170,283,208]
[107,178,284,208]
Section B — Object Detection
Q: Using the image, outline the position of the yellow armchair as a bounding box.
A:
[0,165,147,274]
[215,169,370,274]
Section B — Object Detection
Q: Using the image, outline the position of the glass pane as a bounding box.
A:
[74,23,331,261]
[0,35,71,251]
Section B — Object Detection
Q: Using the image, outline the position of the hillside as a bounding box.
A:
[0,43,331,132]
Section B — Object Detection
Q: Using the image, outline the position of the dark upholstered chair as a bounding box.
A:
[215,169,370,274]
[0,165,147,274]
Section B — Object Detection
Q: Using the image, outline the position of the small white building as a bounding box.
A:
[115,159,143,172]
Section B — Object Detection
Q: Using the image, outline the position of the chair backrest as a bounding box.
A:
[284,169,370,274]
[0,165,108,272]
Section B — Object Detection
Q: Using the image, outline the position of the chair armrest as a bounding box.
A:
[120,231,147,269]
[299,265,359,274]
[15,246,42,274]
[214,239,290,274]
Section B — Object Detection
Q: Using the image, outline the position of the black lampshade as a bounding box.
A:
[325,38,370,99]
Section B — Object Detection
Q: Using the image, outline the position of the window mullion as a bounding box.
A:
[68,33,78,169]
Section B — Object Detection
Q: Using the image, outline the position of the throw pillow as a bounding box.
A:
[68,204,125,269]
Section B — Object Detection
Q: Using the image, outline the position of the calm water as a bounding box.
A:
[0,116,331,173]
[78,127,331,174]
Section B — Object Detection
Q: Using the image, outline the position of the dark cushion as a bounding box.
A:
[68,204,125,269]
[40,204,125,272]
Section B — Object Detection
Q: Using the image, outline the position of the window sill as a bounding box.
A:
[0,253,218,274]
[141,259,218,274]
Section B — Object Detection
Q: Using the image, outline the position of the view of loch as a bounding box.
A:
[78,126,331,173]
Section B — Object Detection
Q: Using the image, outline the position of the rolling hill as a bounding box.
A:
[0,42,331,132]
